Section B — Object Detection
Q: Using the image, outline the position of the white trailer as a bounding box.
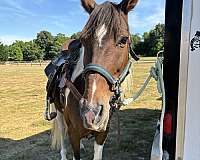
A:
[151,0,200,160]
[176,0,200,159]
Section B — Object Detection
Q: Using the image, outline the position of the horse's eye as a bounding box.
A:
[117,36,129,47]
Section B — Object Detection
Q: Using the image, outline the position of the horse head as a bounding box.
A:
[79,0,138,132]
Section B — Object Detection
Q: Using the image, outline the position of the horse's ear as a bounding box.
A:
[81,0,96,14]
[119,0,138,14]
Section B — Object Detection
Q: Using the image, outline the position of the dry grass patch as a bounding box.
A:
[0,65,50,140]
[0,57,161,159]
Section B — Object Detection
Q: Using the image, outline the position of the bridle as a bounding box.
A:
[82,44,139,110]
[59,37,140,115]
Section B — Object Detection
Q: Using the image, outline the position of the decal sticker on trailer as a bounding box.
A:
[190,31,200,51]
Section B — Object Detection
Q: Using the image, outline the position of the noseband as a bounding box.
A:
[83,57,133,88]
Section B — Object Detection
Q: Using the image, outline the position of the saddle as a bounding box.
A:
[44,39,81,77]
[44,39,82,120]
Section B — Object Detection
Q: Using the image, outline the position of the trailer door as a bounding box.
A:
[176,0,200,159]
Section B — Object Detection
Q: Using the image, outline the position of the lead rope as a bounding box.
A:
[116,51,165,159]
[121,51,164,105]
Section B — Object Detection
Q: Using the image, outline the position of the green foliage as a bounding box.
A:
[5,31,70,61]
[35,31,53,50]
[132,23,164,56]
[0,42,9,61]
[131,34,141,48]
[48,43,60,59]
[131,34,141,44]
[35,31,53,60]
[71,32,81,39]
[23,41,43,61]
[54,33,69,45]
[47,33,70,59]
[8,42,23,61]
[34,31,70,60]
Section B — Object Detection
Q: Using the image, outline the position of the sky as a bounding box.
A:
[0,0,165,45]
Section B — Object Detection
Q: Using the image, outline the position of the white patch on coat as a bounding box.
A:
[64,88,70,110]
[71,47,84,82]
[96,24,107,47]
[89,80,97,105]
[93,141,104,160]
[54,107,68,160]
[80,139,85,150]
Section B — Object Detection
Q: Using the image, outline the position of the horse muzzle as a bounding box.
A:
[79,98,105,131]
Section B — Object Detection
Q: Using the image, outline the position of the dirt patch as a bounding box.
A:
[0,108,160,160]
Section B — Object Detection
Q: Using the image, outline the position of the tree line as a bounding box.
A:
[0,23,164,61]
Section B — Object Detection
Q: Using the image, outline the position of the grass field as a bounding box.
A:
[0,57,161,160]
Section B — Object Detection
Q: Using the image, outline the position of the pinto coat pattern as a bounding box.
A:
[51,0,139,159]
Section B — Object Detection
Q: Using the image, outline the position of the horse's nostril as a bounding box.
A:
[79,98,88,107]
[85,110,95,125]
[93,104,103,116]
[98,105,103,116]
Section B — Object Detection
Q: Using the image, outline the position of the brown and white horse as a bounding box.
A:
[51,0,139,159]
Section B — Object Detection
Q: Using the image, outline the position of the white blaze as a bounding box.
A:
[96,24,107,47]
[93,141,104,160]
[90,80,97,105]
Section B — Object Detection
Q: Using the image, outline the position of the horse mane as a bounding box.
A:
[80,1,129,40]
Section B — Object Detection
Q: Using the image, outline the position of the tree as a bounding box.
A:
[48,33,70,59]
[71,32,81,39]
[8,42,23,61]
[131,34,141,44]
[131,34,142,51]
[145,23,164,56]
[0,42,9,61]
[23,41,43,61]
[48,41,60,59]
[148,24,164,56]
[54,33,69,45]
[35,31,53,60]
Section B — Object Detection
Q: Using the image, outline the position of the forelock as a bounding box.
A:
[80,2,129,41]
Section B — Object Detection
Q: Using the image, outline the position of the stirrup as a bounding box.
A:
[44,97,57,121]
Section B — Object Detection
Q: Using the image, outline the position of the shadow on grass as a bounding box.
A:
[0,108,160,160]
[0,130,59,160]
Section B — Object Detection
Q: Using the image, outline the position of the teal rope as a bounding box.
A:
[121,51,165,159]
[121,51,164,106]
